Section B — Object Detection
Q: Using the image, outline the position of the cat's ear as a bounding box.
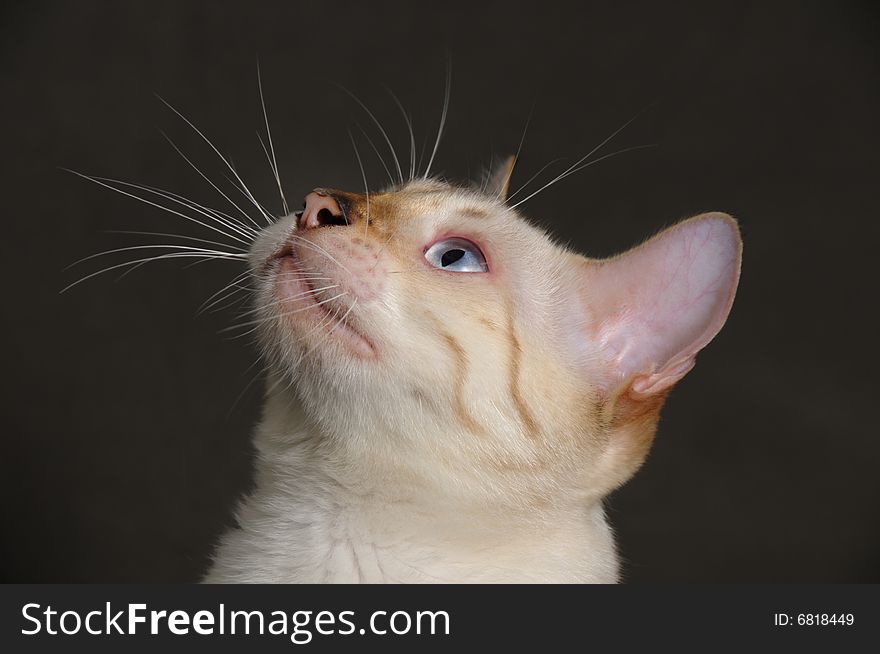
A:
[484,155,517,201]
[580,213,742,398]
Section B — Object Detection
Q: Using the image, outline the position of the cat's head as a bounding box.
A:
[249,159,741,505]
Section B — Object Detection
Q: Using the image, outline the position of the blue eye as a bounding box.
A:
[424,238,488,273]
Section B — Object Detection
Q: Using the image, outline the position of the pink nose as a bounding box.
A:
[299,191,347,229]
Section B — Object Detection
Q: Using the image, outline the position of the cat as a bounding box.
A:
[203,156,742,583]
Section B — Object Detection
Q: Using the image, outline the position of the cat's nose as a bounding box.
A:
[298,191,349,229]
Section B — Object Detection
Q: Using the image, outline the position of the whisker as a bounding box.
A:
[64,169,254,247]
[160,131,263,231]
[336,84,403,184]
[235,284,340,318]
[219,167,276,225]
[423,61,451,179]
[156,95,274,224]
[68,244,246,269]
[265,369,293,398]
[479,154,492,194]
[272,271,333,278]
[563,143,657,177]
[231,283,331,309]
[125,182,256,243]
[494,104,534,201]
[509,144,657,210]
[355,125,395,188]
[274,283,340,302]
[384,86,417,182]
[202,286,252,315]
[116,176,259,241]
[222,291,348,335]
[288,235,354,275]
[298,297,346,345]
[224,282,332,316]
[198,269,253,314]
[325,298,358,344]
[257,62,289,216]
[230,285,334,319]
[348,131,371,241]
[61,252,243,293]
[416,134,429,179]
[224,358,268,419]
[295,296,360,361]
[509,106,654,210]
[105,230,249,253]
[504,158,566,203]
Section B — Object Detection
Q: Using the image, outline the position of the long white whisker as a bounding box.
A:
[509,144,657,210]
[219,167,276,225]
[265,369,292,398]
[509,108,652,209]
[232,285,338,318]
[479,154,493,194]
[210,290,253,315]
[156,95,274,224]
[257,62,289,216]
[68,244,246,269]
[416,134,429,179]
[216,273,336,318]
[96,176,258,243]
[273,284,340,303]
[64,169,254,246]
[105,230,249,252]
[288,235,354,275]
[198,270,254,314]
[222,292,348,334]
[423,62,451,179]
[495,104,534,201]
[355,125,395,188]
[229,285,341,323]
[348,131,371,241]
[298,298,345,344]
[61,252,243,293]
[257,133,286,217]
[224,359,268,419]
[200,285,252,315]
[121,251,244,279]
[272,271,333,278]
[504,158,566,204]
[327,298,358,337]
[563,144,657,178]
[337,85,403,184]
[122,177,259,238]
[160,131,263,231]
[384,86,417,181]
[296,296,356,360]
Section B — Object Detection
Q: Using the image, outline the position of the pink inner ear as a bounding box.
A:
[584,213,742,395]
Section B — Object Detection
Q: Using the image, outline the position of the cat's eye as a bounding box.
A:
[424,238,488,273]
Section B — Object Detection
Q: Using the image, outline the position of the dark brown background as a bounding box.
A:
[2,0,878,582]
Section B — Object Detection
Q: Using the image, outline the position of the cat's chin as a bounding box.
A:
[273,254,376,360]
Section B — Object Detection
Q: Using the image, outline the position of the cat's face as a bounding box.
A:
[249,173,741,505]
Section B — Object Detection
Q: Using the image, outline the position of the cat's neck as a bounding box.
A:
[205,394,620,583]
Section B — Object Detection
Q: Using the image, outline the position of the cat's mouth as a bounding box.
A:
[270,242,375,358]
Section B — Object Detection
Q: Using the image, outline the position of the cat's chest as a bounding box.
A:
[208,461,619,583]
[307,534,448,583]
[221,497,616,583]
[215,494,534,582]
[266,507,478,583]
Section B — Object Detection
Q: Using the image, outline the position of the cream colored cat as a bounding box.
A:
[204,159,742,583]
